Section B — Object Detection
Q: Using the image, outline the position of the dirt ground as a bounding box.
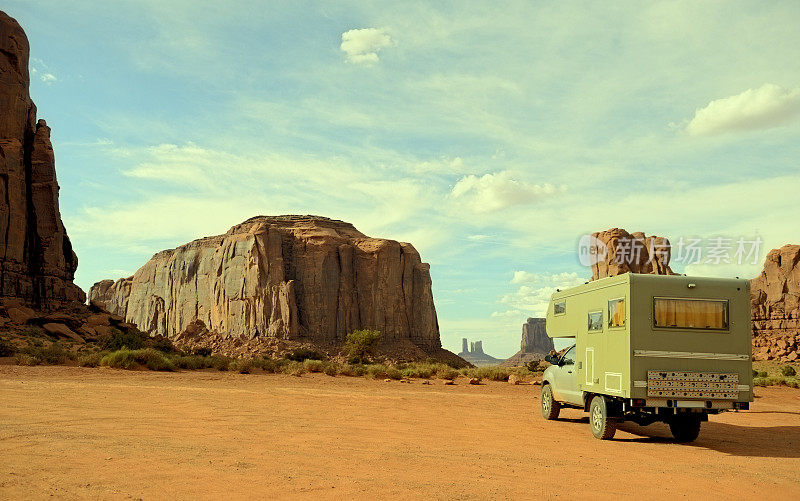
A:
[1,365,798,499]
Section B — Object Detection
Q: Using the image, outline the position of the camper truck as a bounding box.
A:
[540,273,753,441]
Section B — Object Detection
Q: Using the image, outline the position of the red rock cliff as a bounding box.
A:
[590,228,674,280]
[89,216,442,351]
[751,244,799,361]
[0,11,84,308]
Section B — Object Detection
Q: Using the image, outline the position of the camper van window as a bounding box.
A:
[588,311,603,332]
[608,298,625,328]
[653,297,729,330]
[554,301,566,316]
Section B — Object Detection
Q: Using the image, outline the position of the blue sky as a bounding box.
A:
[6,1,800,357]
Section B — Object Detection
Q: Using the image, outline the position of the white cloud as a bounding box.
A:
[449,171,561,214]
[40,73,57,84]
[686,84,800,136]
[340,28,394,64]
[510,270,538,284]
[499,272,586,316]
[491,309,524,318]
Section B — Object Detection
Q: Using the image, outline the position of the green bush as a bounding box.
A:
[323,363,338,376]
[20,343,72,365]
[303,359,325,373]
[212,356,231,371]
[0,338,16,357]
[385,366,402,380]
[339,364,366,377]
[752,369,759,378]
[230,358,253,374]
[344,329,381,363]
[100,348,175,371]
[19,326,45,338]
[150,336,176,353]
[78,351,106,367]
[15,354,41,365]
[103,328,146,351]
[192,347,213,357]
[174,355,208,370]
[285,348,325,362]
[101,349,137,369]
[436,367,459,380]
[757,370,769,378]
[781,365,797,377]
[525,359,542,372]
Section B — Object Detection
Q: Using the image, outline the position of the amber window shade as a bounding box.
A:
[654,298,728,330]
[608,298,625,327]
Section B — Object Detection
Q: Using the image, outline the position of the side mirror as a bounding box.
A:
[544,354,557,365]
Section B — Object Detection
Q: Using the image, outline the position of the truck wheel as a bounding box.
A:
[589,395,617,440]
[541,383,561,420]
[669,415,701,443]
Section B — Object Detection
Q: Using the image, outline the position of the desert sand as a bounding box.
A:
[1,365,798,499]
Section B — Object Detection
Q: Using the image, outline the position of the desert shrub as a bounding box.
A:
[285,348,325,362]
[400,363,437,379]
[344,329,381,363]
[757,370,769,378]
[303,359,325,373]
[323,363,339,376]
[192,347,213,357]
[339,364,366,377]
[754,376,787,387]
[752,369,759,377]
[365,364,388,379]
[78,351,106,367]
[280,360,305,376]
[19,326,45,338]
[103,328,145,351]
[230,358,253,374]
[100,348,175,371]
[150,336,176,353]
[525,359,542,372]
[101,349,137,369]
[174,355,207,370]
[211,356,231,371]
[15,353,40,366]
[385,366,402,380]
[436,367,459,380]
[781,365,797,377]
[253,357,278,373]
[22,343,72,365]
[0,338,15,357]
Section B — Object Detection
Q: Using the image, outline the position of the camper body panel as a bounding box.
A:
[545,273,753,406]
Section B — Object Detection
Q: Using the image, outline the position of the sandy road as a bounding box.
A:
[0,365,798,499]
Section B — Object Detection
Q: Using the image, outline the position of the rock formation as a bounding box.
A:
[0,11,83,309]
[90,215,450,358]
[590,228,674,281]
[750,244,799,361]
[458,337,502,366]
[502,318,555,367]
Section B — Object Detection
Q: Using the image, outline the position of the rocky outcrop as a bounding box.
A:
[590,228,674,281]
[0,11,83,309]
[458,338,502,366]
[751,244,800,361]
[502,318,554,367]
[90,215,444,354]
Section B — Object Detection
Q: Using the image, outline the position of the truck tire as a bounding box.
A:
[541,383,561,420]
[669,415,702,443]
[589,395,617,440]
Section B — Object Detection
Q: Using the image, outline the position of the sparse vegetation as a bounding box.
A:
[344,329,381,363]
[230,358,253,374]
[100,348,175,371]
[102,327,146,351]
[781,365,796,377]
[285,348,325,362]
[0,337,15,357]
[751,361,799,388]
[14,343,73,366]
[78,351,106,367]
